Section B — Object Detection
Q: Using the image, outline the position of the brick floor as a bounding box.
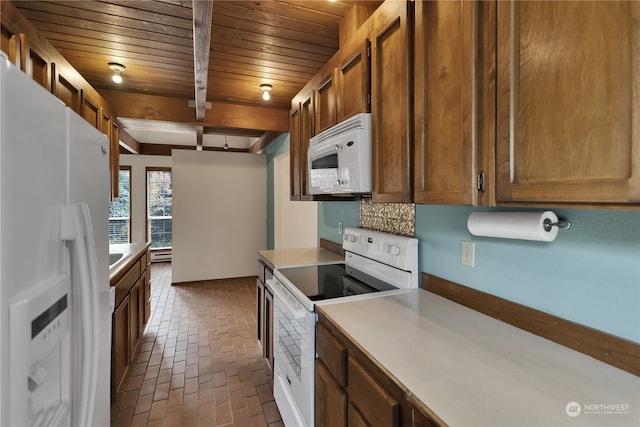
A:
[111,263,283,427]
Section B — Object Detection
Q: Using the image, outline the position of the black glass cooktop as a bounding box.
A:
[277,263,397,301]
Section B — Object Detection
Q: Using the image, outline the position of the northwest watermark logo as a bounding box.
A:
[566,401,631,417]
[566,402,581,417]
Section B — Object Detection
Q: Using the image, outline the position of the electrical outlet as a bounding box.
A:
[461,241,475,267]
[338,221,343,235]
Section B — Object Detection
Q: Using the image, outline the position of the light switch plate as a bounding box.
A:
[461,241,475,268]
[338,221,343,235]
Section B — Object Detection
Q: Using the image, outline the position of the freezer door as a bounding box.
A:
[0,53,69,427]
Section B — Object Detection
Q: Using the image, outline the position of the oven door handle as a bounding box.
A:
[268,279,307,320]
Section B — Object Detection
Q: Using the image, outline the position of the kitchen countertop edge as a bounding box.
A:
[257,246,344,271]
[109,242,151,284]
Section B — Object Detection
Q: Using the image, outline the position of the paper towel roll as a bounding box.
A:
[467,211,559,242]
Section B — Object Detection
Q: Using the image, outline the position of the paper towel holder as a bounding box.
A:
[542,217,572,232]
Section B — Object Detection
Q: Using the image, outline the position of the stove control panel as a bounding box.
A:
[342,227,418,273]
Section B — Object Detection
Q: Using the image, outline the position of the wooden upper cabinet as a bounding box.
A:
[290,105,303,200]
[315,66,338,134]
[111,120,120,199]
[102,112,120,200]
[20,34,50,90]
[413,0,478,205]
[370,1,413,203]
[496,1,640,204]
[337,39,371,122]
[299,92,315,201]
[81,90,101,130]
[102,113,112,143]
[52,63,81,114]
[1,26,20,66]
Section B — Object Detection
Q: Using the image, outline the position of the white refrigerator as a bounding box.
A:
[0,52,113,426]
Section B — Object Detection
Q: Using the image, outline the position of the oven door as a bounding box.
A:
[269,278,316,427]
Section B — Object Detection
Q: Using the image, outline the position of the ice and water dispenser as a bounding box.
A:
[9,275,71,427]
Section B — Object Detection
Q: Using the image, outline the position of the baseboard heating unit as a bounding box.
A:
[150,251,172,263]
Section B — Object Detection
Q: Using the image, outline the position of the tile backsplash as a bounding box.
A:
[359,197,415,237]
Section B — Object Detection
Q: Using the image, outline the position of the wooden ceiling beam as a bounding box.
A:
[203,127,264,138]
[118,127,141,154]
[249,132,282,154]
[101,90,290,132]
[139,143,248,157]
[192,0,213,121]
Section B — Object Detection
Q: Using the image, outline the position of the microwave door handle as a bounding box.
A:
[310,140,342,160]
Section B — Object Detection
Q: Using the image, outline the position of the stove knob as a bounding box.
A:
[344,234,356,243]
[384,244,400,256]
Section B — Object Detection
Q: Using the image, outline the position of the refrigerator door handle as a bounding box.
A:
[61,203,99,427]
[77,203,100,426]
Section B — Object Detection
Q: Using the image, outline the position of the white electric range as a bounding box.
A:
[267,227,419,427]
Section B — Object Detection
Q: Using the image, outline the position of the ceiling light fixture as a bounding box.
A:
[108,62,126,84]
[260,84,272,101]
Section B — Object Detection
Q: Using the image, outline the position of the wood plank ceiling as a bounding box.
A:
[11,0,379,151]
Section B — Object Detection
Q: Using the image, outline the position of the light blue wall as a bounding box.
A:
[317,200,361,243]
[265,134,290,249]
[317,202,640,343]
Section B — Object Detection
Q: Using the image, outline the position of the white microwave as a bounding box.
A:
[307,113,372,195]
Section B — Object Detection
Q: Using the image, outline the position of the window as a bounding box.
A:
[109,167,131,243]
[146,168,172,249]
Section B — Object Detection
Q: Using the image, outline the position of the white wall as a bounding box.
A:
[274,153,317,249]
[172,150,266,283]
[119,154,172,244]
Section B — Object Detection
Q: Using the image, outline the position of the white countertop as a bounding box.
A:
[109,242,150,282]
[318,289,640,427]
[257,247,344,270]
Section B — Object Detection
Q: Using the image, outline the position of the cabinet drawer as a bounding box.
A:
[316,321,347,386]
[142,251,149,272]
[114,259,140,307]
[348,356,399,427]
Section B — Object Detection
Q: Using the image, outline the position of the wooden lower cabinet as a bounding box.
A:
[348,355,400,427]
[410,405,439,427]
[348,404,370,427]
[256,278,264,345]
[129,278,141,363]
[316,360,347,427]
[256,259,274,382]
[316,314,442,427]
[111,248,151,403]
[111,294,130,401]
[264,286,274,371]
[143,265,151,324]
